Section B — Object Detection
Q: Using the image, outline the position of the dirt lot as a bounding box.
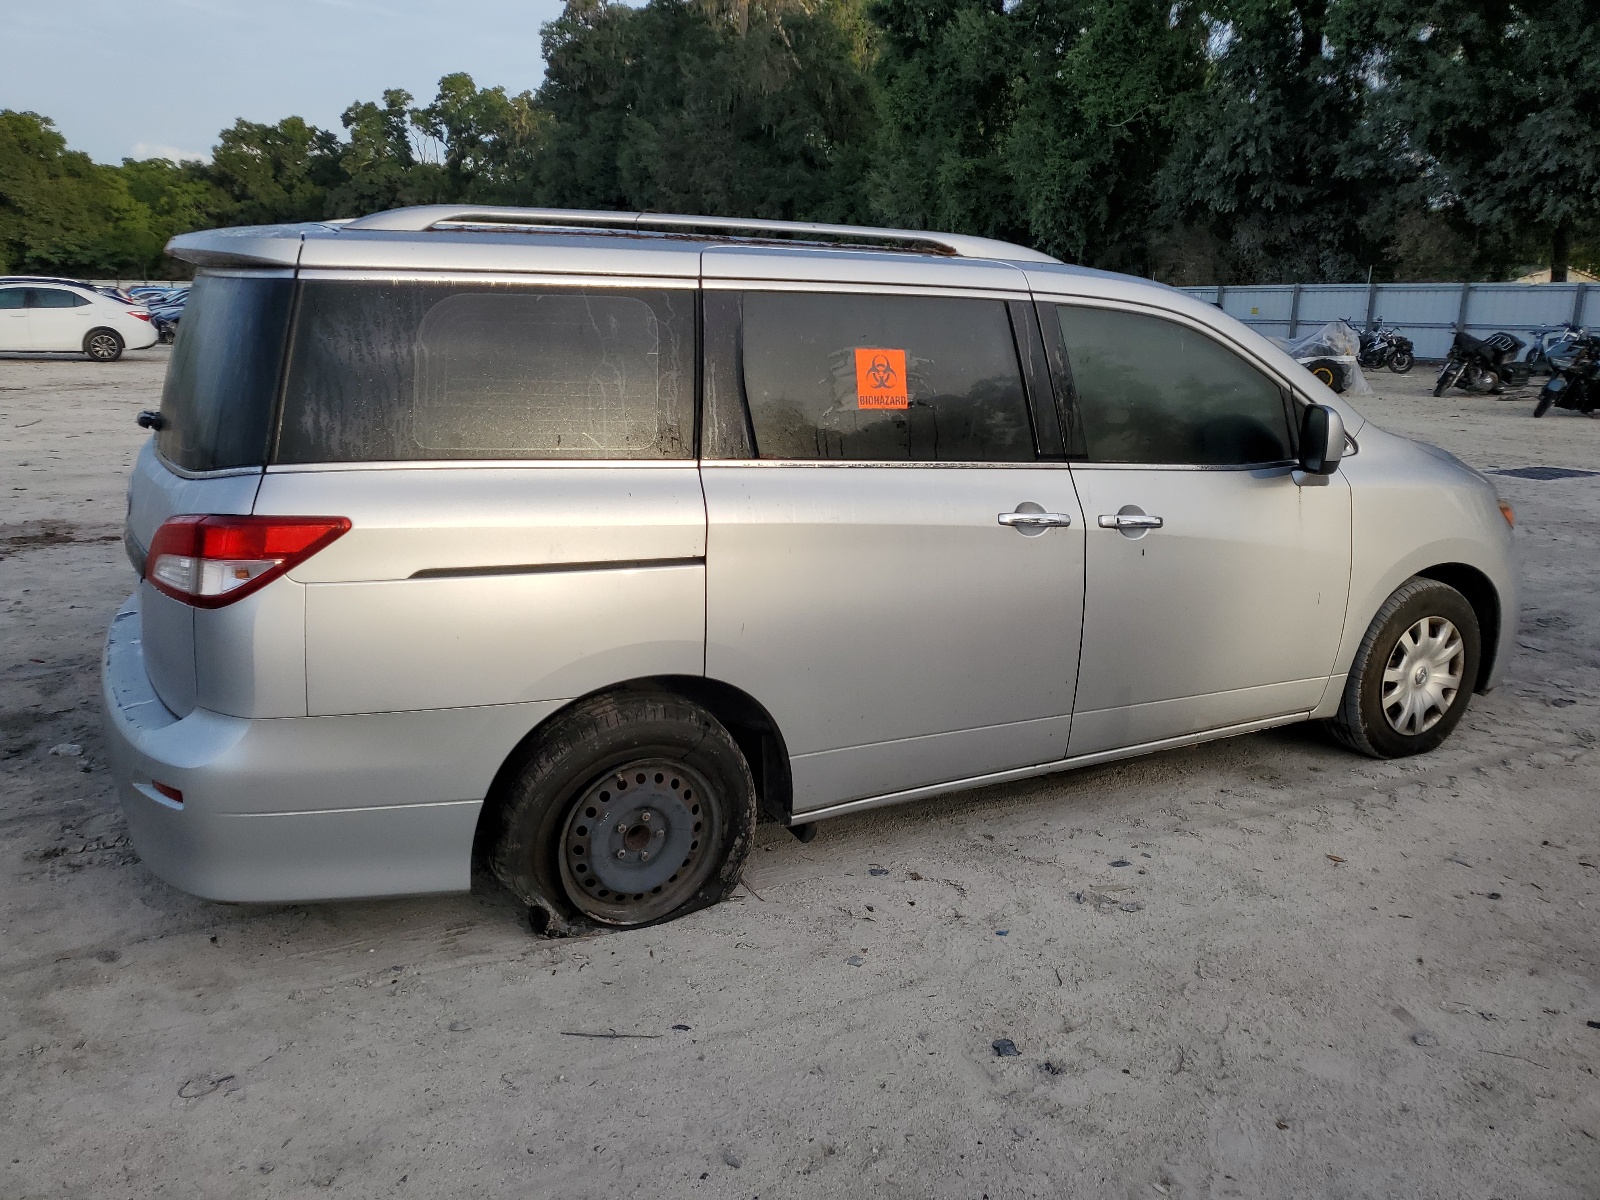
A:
[1,348,1596,1200]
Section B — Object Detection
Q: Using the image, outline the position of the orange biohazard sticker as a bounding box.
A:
[854,348,909,409]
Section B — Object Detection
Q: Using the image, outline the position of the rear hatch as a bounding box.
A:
[126,271,294,716]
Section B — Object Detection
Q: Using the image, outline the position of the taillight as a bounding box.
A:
[129,310,151,321]
[145,515,350,608]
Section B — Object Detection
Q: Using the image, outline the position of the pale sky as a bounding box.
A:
[1,0,567,164]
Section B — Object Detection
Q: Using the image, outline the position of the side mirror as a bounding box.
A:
[1299,403,1346,475]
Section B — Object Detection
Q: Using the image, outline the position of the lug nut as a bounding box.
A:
[640,852,650,862]
[654,828,664,839]
[616,823,628,834]
[615,849,626,859]
[640,811,651,822]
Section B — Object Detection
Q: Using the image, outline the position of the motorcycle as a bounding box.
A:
[1523,323,1587,377]
[1532,332,1600,417]
[1355,320,1415,373]
[1433,330,1531,396]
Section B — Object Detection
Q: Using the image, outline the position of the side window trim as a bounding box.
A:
[1006,300,1063,459]
[700,289,754,460]
[1032,297,1088,458]
[1045,298,1300,470]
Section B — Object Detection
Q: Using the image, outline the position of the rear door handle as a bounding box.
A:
[1098,514,1164,529]
[998,510,1073,529]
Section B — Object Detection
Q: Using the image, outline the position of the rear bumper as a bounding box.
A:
[123,322,160,350]
[100,595,559,903]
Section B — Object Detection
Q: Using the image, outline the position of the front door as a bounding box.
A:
[0,285,32,349]
[1044,301,1353,756]
[703,287,1086,815]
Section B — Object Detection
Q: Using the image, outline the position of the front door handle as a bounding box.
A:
[1097,513,1164,529]
[999,510,1074,530]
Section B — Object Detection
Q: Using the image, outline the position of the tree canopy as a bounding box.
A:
[2,0,1594,282]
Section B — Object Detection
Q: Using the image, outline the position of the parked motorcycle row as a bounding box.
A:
[1355,321,1415,374]
[1432,321,1596,415]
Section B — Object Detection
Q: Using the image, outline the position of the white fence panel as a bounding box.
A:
[1369,285,1462,359]
[1466,284,1581,330]
[1181,281,1597,360]
[1296,285,1368,327]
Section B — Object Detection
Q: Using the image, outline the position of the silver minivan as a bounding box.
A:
[102,207,1517,931]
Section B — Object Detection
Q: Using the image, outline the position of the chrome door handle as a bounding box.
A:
[1098,513,1164,529]
[998,511,1073,529]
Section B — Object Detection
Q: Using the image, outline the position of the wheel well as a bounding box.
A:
[473,676,793,867]
[1416,563,1501,692]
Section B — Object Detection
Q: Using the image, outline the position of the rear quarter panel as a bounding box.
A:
[126,441,263,716]
[256,464,706,716]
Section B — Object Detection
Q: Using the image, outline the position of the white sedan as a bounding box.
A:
[0,278,160,361]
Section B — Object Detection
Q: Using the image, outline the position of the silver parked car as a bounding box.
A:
[102,207,1517,931]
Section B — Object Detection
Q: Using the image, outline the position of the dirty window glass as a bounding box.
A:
[157,272,294,472]
[740,291,1035,462]
[1055,306,1292,466]
[276,283,692,463]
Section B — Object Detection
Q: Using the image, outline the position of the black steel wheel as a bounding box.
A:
[558,758,723,925]
[84,328,123,362]
[1533,390,1555,417]
[488,692,757,933]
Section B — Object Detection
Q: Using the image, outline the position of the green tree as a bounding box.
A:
[413,73,549,203]
[533,0,875,221]
[1008,0,1206,272]
[868,0,1024,239]
[209,115,343,225]
[1343,0,1600,281]
[0,110,157,276]
[1156,0,1387,283]
[325,89,441,217]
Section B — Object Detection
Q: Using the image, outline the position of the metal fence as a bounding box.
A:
[1180,282,1599,360]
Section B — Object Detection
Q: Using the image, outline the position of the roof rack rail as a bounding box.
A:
[341,206,1060,265]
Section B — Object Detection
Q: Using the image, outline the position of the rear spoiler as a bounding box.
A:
[164,223,346,269]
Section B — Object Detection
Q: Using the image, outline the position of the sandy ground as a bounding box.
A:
[1,347,1596,1200]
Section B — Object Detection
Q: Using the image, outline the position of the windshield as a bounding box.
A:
[156,272,293,472]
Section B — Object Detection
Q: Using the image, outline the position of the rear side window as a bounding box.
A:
[157,273,294,472]
[1055,305,1293,466]
[740,291,1035,462]
[0,287,22,309]
[276,283,692,463]
[29,288,89,308]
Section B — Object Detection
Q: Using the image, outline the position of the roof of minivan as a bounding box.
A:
[162,205,1368,431]
[165,205,1078,279]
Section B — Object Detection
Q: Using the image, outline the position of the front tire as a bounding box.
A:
[84,329,123,362]
[1433,362,1462,396]
[1329,578,1481,759]
[1388,350,1414,373]
[489,692,757,932]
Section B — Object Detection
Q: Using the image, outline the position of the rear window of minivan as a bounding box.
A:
[275,282,693,463]
[157,272,294,472]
